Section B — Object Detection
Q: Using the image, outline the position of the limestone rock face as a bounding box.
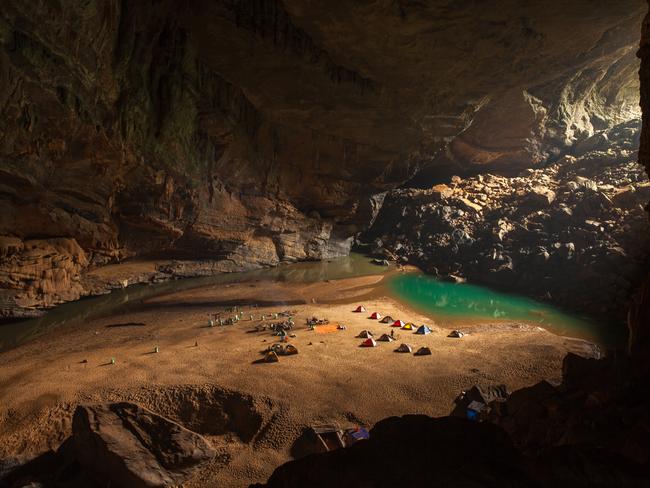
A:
[0,237,88,317]
[70,403,216,488]
[362,120,650,322]
[634,1,650,373]
[0,0,645,315]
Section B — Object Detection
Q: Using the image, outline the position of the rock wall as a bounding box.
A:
[362,121,650,323]
[630,1,650,371]
[0,0,646,317]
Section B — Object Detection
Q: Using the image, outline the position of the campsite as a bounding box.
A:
[0,271,596,487]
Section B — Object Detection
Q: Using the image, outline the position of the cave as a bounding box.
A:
[0,1,649,487]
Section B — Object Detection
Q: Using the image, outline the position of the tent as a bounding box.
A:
[402,323,415,330]
[354,305,367,313]
[265,350,280,362]
[284,344,299,355]
[360,338,378,347]
[466,401,486,421]
[451,384,509,419]
[395,343,413,353]
[414,346,432,356]
[448,330,464,338]
[377,333,394,342]
[270,344,285,354]
[369,312,382,320]
[391,320,405,328]
[380,315,394,324]
[357,330,373,339]
[415,325,432,335]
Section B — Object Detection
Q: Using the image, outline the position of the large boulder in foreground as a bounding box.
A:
[254,415,534,488]
[71,403,215,488]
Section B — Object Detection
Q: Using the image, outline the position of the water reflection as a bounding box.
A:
[388,273,624,347]
[0,254,390,351]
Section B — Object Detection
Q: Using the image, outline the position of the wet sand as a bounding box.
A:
[0,273,595,486]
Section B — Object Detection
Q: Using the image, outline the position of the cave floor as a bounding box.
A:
[0,273,595,487]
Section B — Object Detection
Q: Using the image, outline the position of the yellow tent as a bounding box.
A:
[402,323,415,330]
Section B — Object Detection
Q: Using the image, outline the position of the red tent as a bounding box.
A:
[360,337,378,347]
[391,320,405,327]
[354,305,367,313]
[369,312,382,320]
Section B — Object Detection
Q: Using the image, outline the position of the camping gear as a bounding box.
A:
[380,315,394,323]
[395,343,413,353]
[270,344,285,354]
[391,320,405,327]
[337,324,347,330]
[369,312,382,320]
[311,424,347,452]
[265,351,280,362]
[377,333,394,342]
[360,338,378,347]
[311,423,370,453]
[451,384,509,419]
[285,344,299,355]
[357,330,373,339]
[449,330,464,338]
[402,323,414,330]
[354,305,367,313]
[415,325,432,335]
[347,427,370,442]
[466,401,487,421]
[414,346,432,356]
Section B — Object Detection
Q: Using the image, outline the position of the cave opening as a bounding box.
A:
[1,1,649,487]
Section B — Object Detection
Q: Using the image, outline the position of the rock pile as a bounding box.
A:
[361,120,650,321]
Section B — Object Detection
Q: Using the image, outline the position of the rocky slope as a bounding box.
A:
[361,120,650,322]
[0,0,645,317]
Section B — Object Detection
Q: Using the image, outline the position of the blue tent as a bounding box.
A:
[415,325,432,335]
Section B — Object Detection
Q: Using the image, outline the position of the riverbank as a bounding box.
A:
[0,272,597,487]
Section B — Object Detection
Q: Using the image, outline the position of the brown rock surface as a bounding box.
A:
[0,0,645,316]
[70,402,216,488]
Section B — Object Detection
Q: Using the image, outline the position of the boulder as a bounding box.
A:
[524,186,556,207]
[255,416,534,487]
[70,403,216,488]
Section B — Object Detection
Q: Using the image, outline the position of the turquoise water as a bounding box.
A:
[388,273,624,347]
[0,255,624,351]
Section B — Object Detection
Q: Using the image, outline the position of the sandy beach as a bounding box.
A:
[0,273,595,486]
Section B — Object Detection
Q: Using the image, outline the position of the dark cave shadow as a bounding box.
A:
[290,427,326,459]
[251,358,277,365]
[105,322,146,328]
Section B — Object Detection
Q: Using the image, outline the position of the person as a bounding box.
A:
[390,329,395,339]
